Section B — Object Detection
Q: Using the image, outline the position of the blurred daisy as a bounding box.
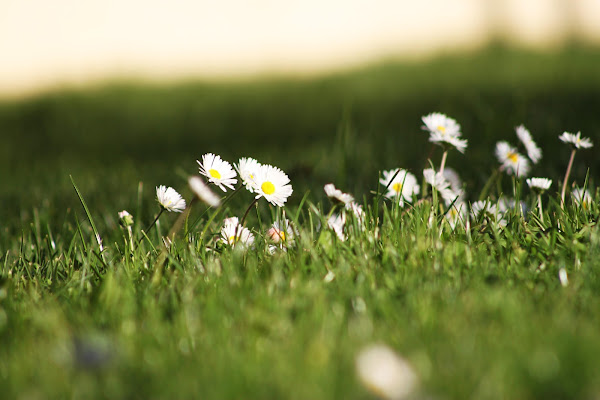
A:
[347,202,366,227]
[324,183,354,205]
[429,131,468,153]
[516,125,542,164]
[188,176,221,207]
[572,188,592,209]
[470,200,499,220]
[327,213,346,241]
[252,164,293,207]
[355,344,418,400]
[197,153,238,192]
[118,210,134,227]
[380,169,420,206]
[498,197,527,215]
[526,177,552,191]
[443,168,465,201]
[559,131,593,149]
[266,219,296,245]
[445,202,467,230]
[235,157,261,192]
[423,168,457,205]
[495,141,530,177]
[156,185,186,212]
[421,112,461,137]
[219,217,254,248]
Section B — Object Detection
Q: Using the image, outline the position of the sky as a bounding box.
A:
[1,0,599,97]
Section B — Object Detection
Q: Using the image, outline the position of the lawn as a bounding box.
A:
[1,46,600,399]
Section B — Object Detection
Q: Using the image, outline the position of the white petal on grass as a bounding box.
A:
[495,141,530,177]
[380,169,420,206]
[235,157,261,192]
[197,153,238,192]
[219,217,254,248]
[526,177,552,191]
[188,176,221,207]
[516,125,542,163]
[156,185,186,212]
[356,344,418,400]
[252,164,293,207]
[324,183,354,205]
[559,268,569,287]
[559,131,593,149]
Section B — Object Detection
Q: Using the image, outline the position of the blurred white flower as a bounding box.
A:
[495,141,530,177]
[156,185,186,212]
[252,164,293,207]
[423,168,457,205]
[572,188,592,209]
[266,219,296,245]
[356,344,418,400]
[422,112,467,152]
[443,168,465,202]
[219,217,254,248]
[471,200,499,220]
[197,153,238,192]
[516,125,542,164]
[188,176,221,207]
[235,157,261,192]
[559,131,593,149]
[327,213,346,241]
[324,183,354,205]
[526,177,552,192]
[445,202,467,230]
[118,210,134,227]
[559,268,569,287]
[380,169,420,206]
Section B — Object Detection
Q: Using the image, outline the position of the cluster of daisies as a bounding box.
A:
[118,112,594,252]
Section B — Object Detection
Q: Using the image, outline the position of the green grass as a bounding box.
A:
[1,46,600,399]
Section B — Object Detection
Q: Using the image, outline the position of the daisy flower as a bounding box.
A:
[445,202,467,230]
[219,217,255,248]
[572,188,592,209]
[156,185,186,212]
[266,219,296,245]
[188,176,221,207]
[252,164,293,207]
[498,197,527,215]
[559,131,593,149]
[421,112,461,137]
[380,169,420,206]
[443,168,465,202]
[355,344,418,400]
[118,210,134,227]
[197,153,238,192]
[526,177,552,191]
[423,168,457,205]
[324,183,354,205]
[428,131,468,153]
[495,141,530,177]
[470,200,499,220]
[346,202,366,227]
[516,125,542,164]
[235,157,261,192]
[327,213,346,241]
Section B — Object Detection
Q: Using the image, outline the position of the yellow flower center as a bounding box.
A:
[228,235,237,244]
[392,182,403,193]
[209,169,221,179]
[262,181,276,195]
[437,125,446,134]
[508,152,518,163]
[278,231,286,241]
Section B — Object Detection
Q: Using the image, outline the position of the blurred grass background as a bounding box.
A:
[1,46,600,236]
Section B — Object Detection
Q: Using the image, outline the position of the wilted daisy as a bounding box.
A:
[380,169,420,206]
[235,157,261,192]
[156,185,186,212]
[327,213,346,241]
[266,219,296,245]
[559,131,593,149]
[324,183,354,205]
[197,153,238,192]
[252,164,293,207]
[572,188,592,209]
[527,177,552,192]
[188,176,221,207]
[516,125,542,164]
[219,217,255,248]
[495,141,530,177]
[355,344,418,400]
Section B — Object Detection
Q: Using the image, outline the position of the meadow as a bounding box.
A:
[1,46,600,399]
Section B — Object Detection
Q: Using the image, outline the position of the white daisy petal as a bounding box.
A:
[324,183,355,205]
[379,169,420,206]
[197,153,238,192]
[219,217,255,248]
[235,157,261,192]
[253,164,293,207]
[516,125,542,163]
[572,188,592,209]
[188,176,221,207]
[495,141,530,177]
[156,185,186,212]
[559,131,593,149]
[526,177,552,191]
[327,213,346,241]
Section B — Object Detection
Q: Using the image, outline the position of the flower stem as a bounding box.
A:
[139,208,164,243]
[538,193,544,224]
[240,198,259,228]
[561,149,576,207]
[439,150,448,174]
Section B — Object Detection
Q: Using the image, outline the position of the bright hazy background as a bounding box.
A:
[2,0,599,97]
